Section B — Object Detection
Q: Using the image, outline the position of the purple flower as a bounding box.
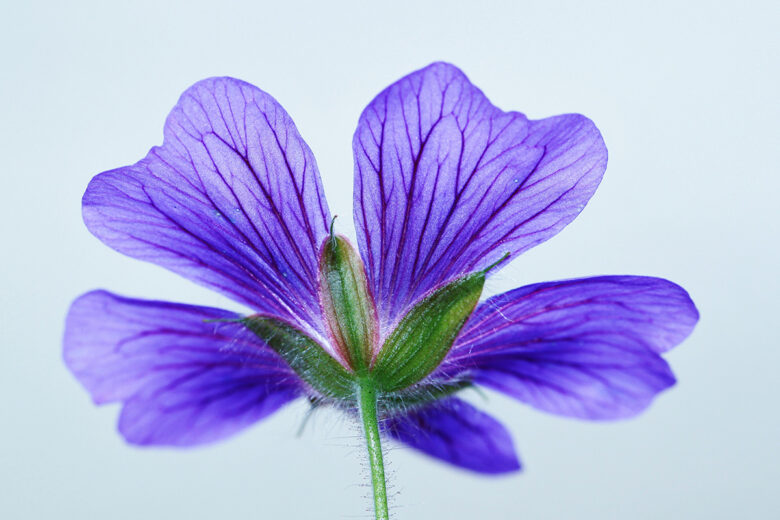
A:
[64,62,698,477]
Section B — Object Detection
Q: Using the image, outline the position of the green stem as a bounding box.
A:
[358,378,389,520]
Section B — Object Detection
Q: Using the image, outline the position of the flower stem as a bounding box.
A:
[358,377,389,520]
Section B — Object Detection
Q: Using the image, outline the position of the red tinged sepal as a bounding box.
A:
[318,232,379,373]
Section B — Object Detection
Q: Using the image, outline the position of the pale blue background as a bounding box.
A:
[1,0,778,518]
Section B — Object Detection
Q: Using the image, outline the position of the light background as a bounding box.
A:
[1,1,778,518]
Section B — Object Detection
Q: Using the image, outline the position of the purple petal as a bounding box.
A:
[64,290,301,446]
[353,62,607,328]
[384,398,520,474]
[83,77,331,335]
[443,276,698,419]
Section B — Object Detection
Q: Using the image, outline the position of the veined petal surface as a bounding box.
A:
[64,291,300,446]
[353,62,607,328]
[83,77,331,334]
[444,276,698,419]
[384,397,520,474]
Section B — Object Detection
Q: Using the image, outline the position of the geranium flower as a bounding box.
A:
[64,62,698,519]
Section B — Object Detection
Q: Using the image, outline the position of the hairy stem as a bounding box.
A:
[358,378,389,520]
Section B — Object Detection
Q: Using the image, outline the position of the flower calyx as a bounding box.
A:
[246,233,502,406]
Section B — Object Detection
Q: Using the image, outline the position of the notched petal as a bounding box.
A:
[353,62,607,328]
[83,77,331,334]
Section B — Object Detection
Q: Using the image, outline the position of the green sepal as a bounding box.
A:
[243,315,355,400]
[319,234,378,373]
[372,272,485,392]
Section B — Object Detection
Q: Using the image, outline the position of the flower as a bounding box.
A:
[64,62,698,477]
